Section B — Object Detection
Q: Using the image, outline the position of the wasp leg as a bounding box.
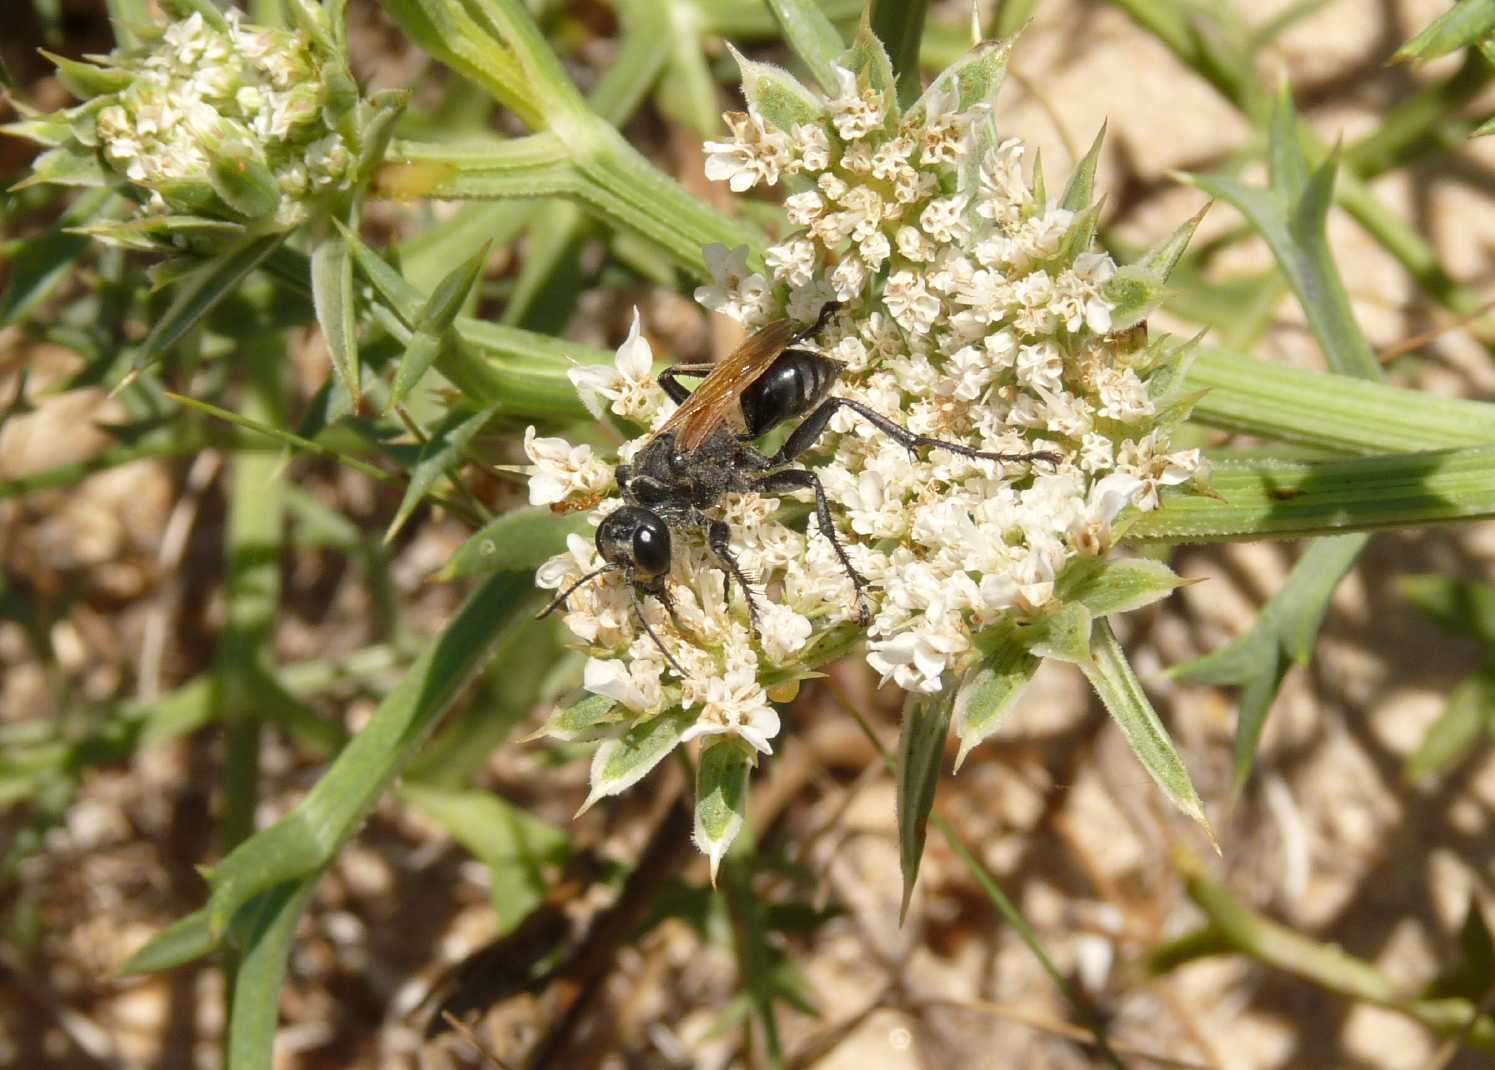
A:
[706,519,763,633]
[657,362,718,404]
[628,582,687,677]
[770,396,1062,468]
[754,468,871,626]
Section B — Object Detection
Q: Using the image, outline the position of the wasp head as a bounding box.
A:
[597,506,671,579]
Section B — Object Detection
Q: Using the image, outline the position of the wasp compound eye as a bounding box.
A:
[597,506,671,578]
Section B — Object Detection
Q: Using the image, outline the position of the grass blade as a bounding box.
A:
[136,234,287,369]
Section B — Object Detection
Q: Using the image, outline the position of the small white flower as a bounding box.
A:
[704,108,791,192]
[523,426,613,506]
[568,308,669,423]
[882,270,941,334]
[682,666,782,755]
[583,656,662,714]
[694,244,775,325]
[828,65,886,141]
[765,238,817,287]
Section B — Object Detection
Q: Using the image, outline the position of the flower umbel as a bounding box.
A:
[10,2,401,237]
[530,33,1209,857]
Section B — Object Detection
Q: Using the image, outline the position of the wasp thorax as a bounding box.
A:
[597,506,671,578]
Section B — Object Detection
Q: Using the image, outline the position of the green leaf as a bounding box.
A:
[727,45,826,133]
[38,51,133,98]
[121,907,216,975]
[1183,347,1495,454]
[443,505,593,580]
[385,406,494,543]
[1424,900,1495,1001]
[531,692,624,743]
[579,706,697,814]
[136,234,287,368]
[1123,448,1495,542]
[1083,619,1214,844]
[1060,555,1194,617]
[310,230,361,408]
[1394,0,1495,63]
[1187,87,1381,381]
[1403,668,1495,782]
[197,571,533,939]
[906,36,1014,125]
[224,882,317,1070]
[1171,534,1365,794]
[952,639,1039,770]
[0,211,95,327]
[400,783,570,931]
[1026,601,1095,665]
[1400,574,1495,645]
[895,684,955,920]
[694,739,752,884]
[763,0,846,92]
[869,0,928,108]
[11,145,110,189]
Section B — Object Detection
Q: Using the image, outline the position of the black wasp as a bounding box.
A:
[540,302,1058,673]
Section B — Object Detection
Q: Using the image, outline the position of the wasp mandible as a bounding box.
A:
[540,303,1059,672]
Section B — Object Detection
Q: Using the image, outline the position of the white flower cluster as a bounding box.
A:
[90,10,348,223]
[530,50,1204,758]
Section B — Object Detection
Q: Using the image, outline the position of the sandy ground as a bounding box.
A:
[2,0,1495,1067]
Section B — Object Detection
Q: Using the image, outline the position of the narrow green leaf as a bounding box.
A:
[869,0,928,108]
[1189,98,1381,382]
[0,226,90,328]
[1083,620,1214,843]
[1400,574,1495,645]
[443,505,592,580]
[1060,123,1107,212]
[1123,449,1495,542]
[385,406,494,543]
[136,234,286,367]
[1267,80,1309,200]
[12,145,110,189]
[38,51,133,98]
[896,684,955,920]
[1403,669,1495,782]
[763,0,847,91]
[1140,200,1213,285]
[388,330,443,412]
[1184,347,1495,453]
[225,882,317,1070]
[952,639,1039,770]
[120,907,217,975]
[400,783,570,930]
[1394,0,1495,63]
[694,739,752,884]
[310,230,361,408]
[200,571,533,937]
[1171,534,1365,793]
[579,706,697,814]
[417,240,491,333]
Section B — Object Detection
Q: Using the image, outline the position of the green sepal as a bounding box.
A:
[694,739,753,884]
[529,693,625,743]
[952,637,1039,771]
[904,35,1014,127]
[578,706,697,814]
[210,151,282,220]
[727,44,825,133]
[39,51,134,98]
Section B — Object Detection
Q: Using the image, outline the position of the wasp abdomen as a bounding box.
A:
[739,351,840,439]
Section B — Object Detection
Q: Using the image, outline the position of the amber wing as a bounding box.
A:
[654,318,801,450]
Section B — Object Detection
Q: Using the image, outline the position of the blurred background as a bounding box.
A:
[2,1,1494,1067]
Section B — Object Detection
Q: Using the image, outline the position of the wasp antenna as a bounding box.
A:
[536,564,617,620]
[628,586,688,678]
